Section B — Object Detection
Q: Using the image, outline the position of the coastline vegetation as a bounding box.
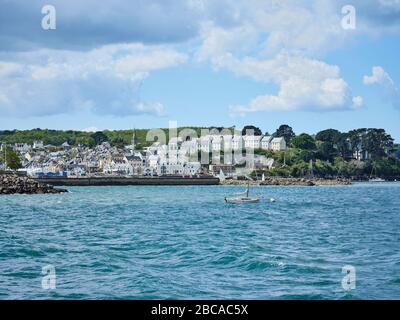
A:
[253,128,400,180]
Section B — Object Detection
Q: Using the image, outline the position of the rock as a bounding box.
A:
[0,174,68,195]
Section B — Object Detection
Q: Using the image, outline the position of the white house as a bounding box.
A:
[61,141,71,149]
[168,137,183,151]
[222,135,233,150]
[211,135,223,152]
[270,137,287,151]
[33,141,44,149]
[13,143,31,153]
[103,158,133,175]
[231,135,243,151]
[180,138,198,155]
[157,161,201,176]
[147,154,159,169]
[261,136,273,150]
[125,154,145,175]
[243,136,262,149]
[199,135,212,153]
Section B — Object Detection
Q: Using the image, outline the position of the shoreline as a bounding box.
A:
[34,175,351,187]
[3,175,397,190]
[222,177,352,186]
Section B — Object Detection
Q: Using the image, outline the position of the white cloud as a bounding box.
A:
[115,49,187,77]
[364,66,400,109]
[195,21,258,63]
[221,52,360,115]
[194,1,362,115]
[363,66,394,86]
[135,101,166,116]
[0,44,187,117]
[0,62,23,77]
[352,96,364,108]
[195,0,350,59]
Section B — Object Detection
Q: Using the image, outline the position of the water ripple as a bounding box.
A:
[1,183,400,299]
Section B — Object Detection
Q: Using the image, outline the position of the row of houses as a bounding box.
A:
[165,135,287,153]
[2,134,285,177]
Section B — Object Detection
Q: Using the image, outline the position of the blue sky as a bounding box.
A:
[0,0,399,140]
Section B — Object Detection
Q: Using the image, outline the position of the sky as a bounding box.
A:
[0,0,399,140]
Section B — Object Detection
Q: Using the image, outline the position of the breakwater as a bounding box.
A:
[222,177,352,186]
[33,176,220,186]
[0,174,68,195]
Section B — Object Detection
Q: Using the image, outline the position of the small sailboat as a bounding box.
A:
[224,182,260,203]
[369,164,386,182]
[369,177,386,182]
[218,169,226,183]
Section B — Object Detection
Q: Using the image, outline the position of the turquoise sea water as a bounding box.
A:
[0,183,400,300]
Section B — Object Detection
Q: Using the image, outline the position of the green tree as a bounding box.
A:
[317,141,338,161]
[273,124,295,145]
[75,137,96,148]
[336,133,351,159]
[315,129,342,143]
[292,133,316,150]
[90,131,108,145]
[242,125,262,136]
[110,137,126,148]
[1,147,22,170]
[363,129,394,159]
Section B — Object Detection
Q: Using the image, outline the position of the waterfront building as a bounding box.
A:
[103,157,133,176]
[126,154,145,175]
[210,164,236,177]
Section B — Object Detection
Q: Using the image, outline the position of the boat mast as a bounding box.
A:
[369,162,376,179]
[309,159,314,178]
[3,143,7,170]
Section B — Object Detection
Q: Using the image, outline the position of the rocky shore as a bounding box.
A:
[222,177,352,186]
[0,174,68,195]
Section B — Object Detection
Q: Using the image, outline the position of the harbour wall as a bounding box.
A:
[33,176,220,186]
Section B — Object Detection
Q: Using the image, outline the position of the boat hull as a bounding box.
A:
[225,197,260,203]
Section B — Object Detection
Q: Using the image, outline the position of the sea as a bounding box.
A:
[0,183,399,299]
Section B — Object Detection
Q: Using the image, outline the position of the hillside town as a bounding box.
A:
[0,133,286,178]
[1,126,399,181]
